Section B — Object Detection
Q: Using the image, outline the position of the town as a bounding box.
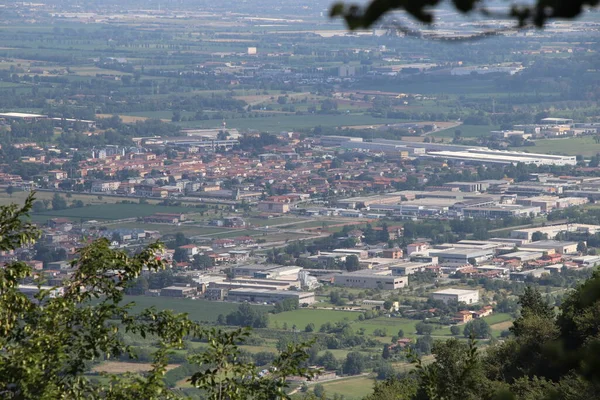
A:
[0,0,599,398]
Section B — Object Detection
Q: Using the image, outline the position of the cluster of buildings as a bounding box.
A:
[491,118,600,140]
[331,184,589,220]
[331,136,577,166]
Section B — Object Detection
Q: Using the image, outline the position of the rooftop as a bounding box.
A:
[433,288,479,296]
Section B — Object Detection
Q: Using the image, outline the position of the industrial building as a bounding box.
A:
[226,288,315,305]
[498,251,544,262]
[510,268,550,281]
[521,240,579,255]
[425,148,576,166]
[327,136,576,166]
[334,270,408,290]
[462,205,540,219]
[160,286,198,298]
[390,262,430,275]
[510,224,600,242]
[431,288,480,305]
[429,248,494,265]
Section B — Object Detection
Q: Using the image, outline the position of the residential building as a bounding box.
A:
[382,248,403,259]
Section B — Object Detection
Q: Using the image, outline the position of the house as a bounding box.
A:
[257,201,290,213]
[454,310,473,324]
[382,248,403,259]
[473,306,493,318]
[91,180,121,192]
[407,242,429,255]
[179,244,199,257]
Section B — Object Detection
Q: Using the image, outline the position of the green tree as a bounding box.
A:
[313,383,325,398]
[6,185,15,197]
[173,247,189,263]
[345,255,360,272]
[318,351,338,371]
[415,321,433,335]
[382,344,391,359]
[450,325,461,336]
[51,193,67,210]
[463,319,491,339]
[343,352,365,375]
[192,253,214,270]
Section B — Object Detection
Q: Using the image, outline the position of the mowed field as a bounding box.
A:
[122,296,273,323]
[269,309,360,329]
[28,203,197,223]
[519,136,600,156]
[318,376,376,400]
[433,124,500,138]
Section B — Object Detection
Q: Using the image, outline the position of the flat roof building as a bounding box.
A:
[429,248,494,265]
[334,270,408,290]
[390,262,430,275]
[431,288,479,305]
[498,251,543,261]
[511,224,600,242]
[519,240,578,255]
[226,288,315,305]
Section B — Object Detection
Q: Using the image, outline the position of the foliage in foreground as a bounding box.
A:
[330,0,599,31]
[0,194,313,399]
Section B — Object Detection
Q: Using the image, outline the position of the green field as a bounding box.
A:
[517,136,600,156]
[353,316,422,338]
[171,113,420,131]
[318,376,376,400]
[29,203,197,223]
[269,309,360,330]
[122,296,273,323]
[434,124,500,138]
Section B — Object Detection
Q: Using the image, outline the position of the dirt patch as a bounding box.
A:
[96,114,150,123]
[490,321,513,331]
[93,361,180,374]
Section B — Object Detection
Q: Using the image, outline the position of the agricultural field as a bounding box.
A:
[353,316,423,338]
[318,376,377,400]
[28,203,197,223]
[433,124,501,138]
[518,136,600,156]
[92,361,180,374]
[175,113,420,132]
[269,309,361,330]
[122,296,273,323]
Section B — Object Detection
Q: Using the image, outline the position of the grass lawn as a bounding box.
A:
[269,309,360,330]
[353,316,420,338]
[174,113,418,132]
[516,136,600,156]
[319,376,376,400]
[29,203,196,223]
[122,296,273,323]
[433,124,500,138]
[482,313,513,325]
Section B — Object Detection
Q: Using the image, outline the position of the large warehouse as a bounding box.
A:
[334,271,408,290]
[431,288,480,305]
[226,288,315,305]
